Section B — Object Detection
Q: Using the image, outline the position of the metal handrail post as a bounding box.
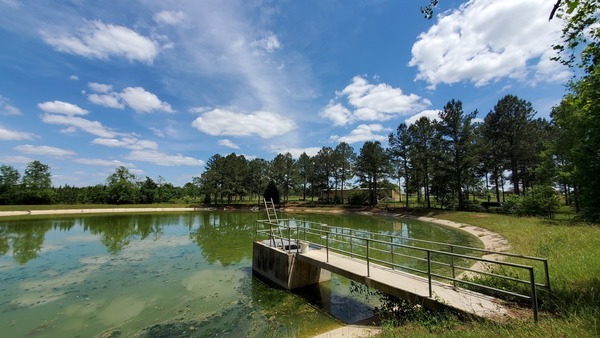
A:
[530,267,538,322]
[450,246,456,288]
[543,259,551,294]
[350,229,353,258]
[296,223,299,254]
[390,236,394,270]
[303,222,307,241]
[288,226,291,253]
[326,232,329,263]
[427,250,432,298]
[366,239,370,277]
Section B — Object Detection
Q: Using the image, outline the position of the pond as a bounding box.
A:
[0,211,481,337]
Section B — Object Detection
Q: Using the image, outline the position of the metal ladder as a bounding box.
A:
[264,198,284,248]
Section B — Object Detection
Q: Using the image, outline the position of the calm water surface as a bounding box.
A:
[0,211,479,337]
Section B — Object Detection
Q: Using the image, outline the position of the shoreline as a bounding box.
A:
[0,206,510,338]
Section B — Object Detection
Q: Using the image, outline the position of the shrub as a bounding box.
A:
[348,192,368,205]
[502,185,560,217]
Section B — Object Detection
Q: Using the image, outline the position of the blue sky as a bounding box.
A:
[0,0,570,187]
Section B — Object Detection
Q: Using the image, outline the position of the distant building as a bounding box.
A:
[320,187,401,202]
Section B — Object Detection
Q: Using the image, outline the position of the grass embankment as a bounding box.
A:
[379,210,600,337]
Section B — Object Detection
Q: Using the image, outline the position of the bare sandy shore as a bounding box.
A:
[0,206,510,338]
[0,207,199,217]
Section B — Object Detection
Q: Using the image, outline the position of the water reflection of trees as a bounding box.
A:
[82,214,168,255]
[0,219,73,264]
[188,212,258,266]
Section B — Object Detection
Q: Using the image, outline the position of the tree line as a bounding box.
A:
[0,162,200,205]
[0,88,597,220]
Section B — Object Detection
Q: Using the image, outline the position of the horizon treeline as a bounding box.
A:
[1,91,598,221]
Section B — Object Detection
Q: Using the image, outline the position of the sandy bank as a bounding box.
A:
[0,207,200,217]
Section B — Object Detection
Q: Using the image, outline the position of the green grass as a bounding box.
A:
[378,210,600,337]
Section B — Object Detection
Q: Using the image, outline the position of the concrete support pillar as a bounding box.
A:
[252,241,330,289]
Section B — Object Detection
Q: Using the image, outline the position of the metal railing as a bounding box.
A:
[255,218,551,321]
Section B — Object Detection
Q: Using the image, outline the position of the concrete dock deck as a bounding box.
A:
[297,248,520,321]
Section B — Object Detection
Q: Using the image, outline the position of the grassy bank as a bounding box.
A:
[378,210,600,337]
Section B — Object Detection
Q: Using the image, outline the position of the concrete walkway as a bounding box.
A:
[312,325,382,338]
[298,249,515,322]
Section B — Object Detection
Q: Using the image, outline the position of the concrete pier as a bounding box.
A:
[252,240,330,289]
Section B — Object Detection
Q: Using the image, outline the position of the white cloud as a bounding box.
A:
[124,150,204,167]
[88,93,124,109]
[192,109,296,138]
[0,126,37,140]
[73,158,135,167]
[91,137,158,150]
[1,96,22,115]
[37,100,88,115]
[405,110,442,126]
[251,33,281,52]
[0,155,32,164]
[119,87,174,113]
[15,144,76,159]
[88,82,113,93]
[69,74,79,80]
[149,127,165,138]
[86,84,172,112]
[154,10,186,25]
[321,102,353,126]
[218,139,240,149]
[41,113,115,138]
[409,0,570,88]
[41,20,161,64]
[266,146,321,158]
[330,124,389,144]
[322,76,430,125]
[188,106,210,114]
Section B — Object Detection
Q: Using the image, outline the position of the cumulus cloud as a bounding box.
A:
[0,96,21,115]
[405,110,442,126]
[218,139,240,149]
[124,150,204,166]
[321,76,430,125]
[321,103,353,126]
[0,126,37,140]
[88,82,113,93]
[192,109,296,138]
[86,84,173,113]
[119,87,174,113]
[15,144,76,159]
[41,113,115,138]
[329,124,389,144]
[73,158,135,167]
[154,10,186,25]
[41,20,161,64]
[409,0,570,88]
[88,93,125,109]
[91,137,158,150]
[38,100,88,115]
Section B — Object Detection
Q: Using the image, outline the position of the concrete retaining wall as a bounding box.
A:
[252,241,330,289]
